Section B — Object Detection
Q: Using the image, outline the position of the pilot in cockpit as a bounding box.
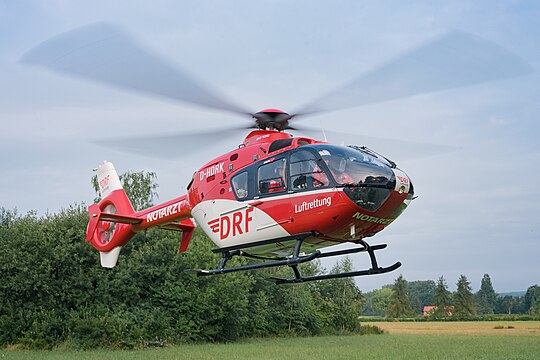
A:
[326,155,354,185]
[267,161,286,193]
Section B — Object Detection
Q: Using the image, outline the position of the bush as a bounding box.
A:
[357,324,385,335]
[19,310,66,350]
[0,206,376,349]
[67,309,142,349]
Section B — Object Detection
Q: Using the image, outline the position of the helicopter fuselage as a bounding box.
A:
[187,129,414,258]
[87,128,413,265]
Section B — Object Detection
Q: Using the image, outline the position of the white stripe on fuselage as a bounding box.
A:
[192,200,287,248]
[193,188,344,248]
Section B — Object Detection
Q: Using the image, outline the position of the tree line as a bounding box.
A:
[363,274,540,318]
[0,207,376,349]
[0,171,371,350]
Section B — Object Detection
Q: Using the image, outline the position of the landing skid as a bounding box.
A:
[186,232,401,284]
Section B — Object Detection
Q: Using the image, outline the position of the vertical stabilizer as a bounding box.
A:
[100,247,122,268]
[96,161,123,198]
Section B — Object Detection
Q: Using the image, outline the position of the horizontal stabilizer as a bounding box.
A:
[99,212,142,224]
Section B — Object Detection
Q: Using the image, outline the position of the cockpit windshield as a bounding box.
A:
[313,145,394,187]
[308,144,396,211]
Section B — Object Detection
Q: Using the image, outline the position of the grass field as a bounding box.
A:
[2,322,540,360]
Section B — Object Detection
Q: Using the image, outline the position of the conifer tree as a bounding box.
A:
[432,276,452,317]
[388,275,412,318]
[453,275,476,317]
[475,274,497,314]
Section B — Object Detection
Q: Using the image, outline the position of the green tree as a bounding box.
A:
[523,285,540,314]
[364,287,393,317]
[92,170,159,210]
[388,275,412,318]
[496,295,517,315]
[265,264,328,336]
[529,297,540,316]
[408,280,436,314]
[432,276,452,318]
[453,275,476,317]
[246,261,331,337]
[318,257,365,332]
[475,274,497,314]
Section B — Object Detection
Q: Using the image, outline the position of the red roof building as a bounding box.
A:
[423,306,453,316]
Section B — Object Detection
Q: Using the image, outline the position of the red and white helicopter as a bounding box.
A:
[22,23,532,283]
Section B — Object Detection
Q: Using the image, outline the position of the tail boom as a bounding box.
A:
[133,197,193,232]
[86,161,195,267]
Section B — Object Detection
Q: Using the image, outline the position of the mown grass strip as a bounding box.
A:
[2,333,540,360]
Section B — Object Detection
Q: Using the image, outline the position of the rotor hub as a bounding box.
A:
[252,109,292,131]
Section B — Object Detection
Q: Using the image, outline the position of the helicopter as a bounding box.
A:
[21,23,532,284]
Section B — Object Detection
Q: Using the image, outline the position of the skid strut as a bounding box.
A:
[186,232,401,284]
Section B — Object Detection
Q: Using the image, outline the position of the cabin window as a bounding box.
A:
[258,158,287,194]
[231,172,249,200]
[290,150,330,190]
[268,138,293,153]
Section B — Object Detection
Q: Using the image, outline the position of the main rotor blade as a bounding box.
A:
[21,22,249,115]
[97,123,456,161]
[295,30,533,115]
[291,128,459,161]
[94,126,250,159]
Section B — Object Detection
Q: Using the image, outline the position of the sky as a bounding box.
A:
[1,1,539,293]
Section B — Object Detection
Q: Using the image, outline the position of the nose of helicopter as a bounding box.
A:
[392,168,412,196]
[340,164,413,214]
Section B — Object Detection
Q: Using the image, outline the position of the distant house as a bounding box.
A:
[423,306,436,316]
[423,306,454,316]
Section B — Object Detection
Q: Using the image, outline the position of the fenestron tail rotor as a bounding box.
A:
[97,204,117,245]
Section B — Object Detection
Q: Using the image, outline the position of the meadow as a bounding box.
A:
[2,321,540,360]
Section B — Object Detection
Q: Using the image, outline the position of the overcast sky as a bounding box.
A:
[1,1,539,292]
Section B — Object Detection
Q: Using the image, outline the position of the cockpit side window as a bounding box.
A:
[258,158,287,194]
[290,150,330,190]
[231,171,249,200]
